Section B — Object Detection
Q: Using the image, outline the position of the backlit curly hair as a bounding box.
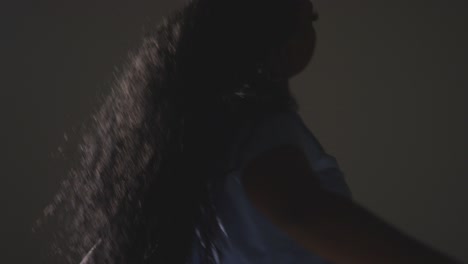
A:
[36,0,301,263]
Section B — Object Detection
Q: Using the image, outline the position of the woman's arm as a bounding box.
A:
[242,145,461,264]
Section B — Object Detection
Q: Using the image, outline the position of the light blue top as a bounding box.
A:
[191,110,353,264]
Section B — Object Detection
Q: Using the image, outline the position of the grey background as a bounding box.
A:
[2,0,467,263]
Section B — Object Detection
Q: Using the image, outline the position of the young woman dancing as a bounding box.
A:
[39,0,461,263]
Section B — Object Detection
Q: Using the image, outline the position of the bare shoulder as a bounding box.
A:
[241,144,323,222]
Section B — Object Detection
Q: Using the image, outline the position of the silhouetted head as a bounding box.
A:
[174,0,319,104]
[272,0,318,78]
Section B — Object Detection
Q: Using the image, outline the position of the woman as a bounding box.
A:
[38,0,461,263]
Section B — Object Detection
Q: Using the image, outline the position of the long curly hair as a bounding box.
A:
[36,0,301,263]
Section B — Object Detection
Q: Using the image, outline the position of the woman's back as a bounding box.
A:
[191,110,353,263]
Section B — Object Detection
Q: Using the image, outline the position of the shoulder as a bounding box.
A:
[239,111,325,217]
[241,142,323,226]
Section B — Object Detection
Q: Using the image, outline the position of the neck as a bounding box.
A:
[254,77,290,95]
[248,77,296,115]
[260,78,291,99]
